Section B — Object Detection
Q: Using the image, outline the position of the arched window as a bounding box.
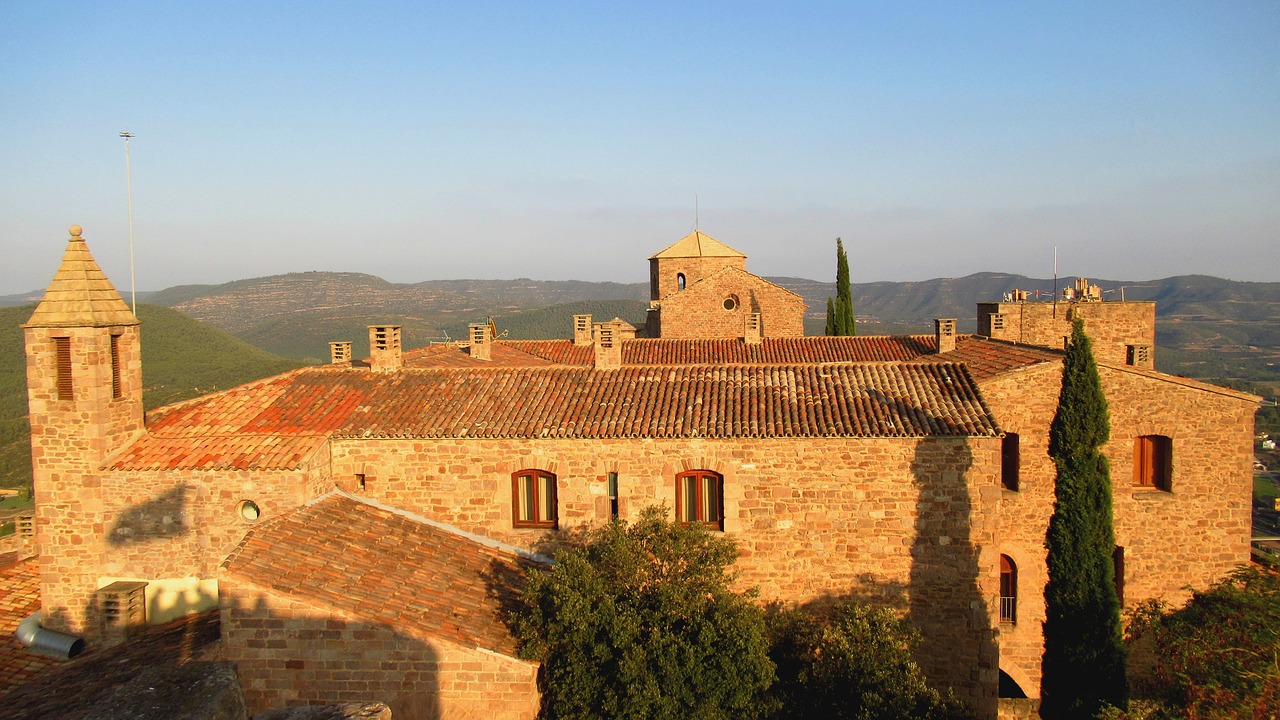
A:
[1134,435,1172,491]
[999,555,1017,624]
[676,470,722,530]
[512,469,557,528]
[677,273,686,290]
[1001,433,1020,491]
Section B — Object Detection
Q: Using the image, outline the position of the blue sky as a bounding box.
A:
[2,1,1277,295]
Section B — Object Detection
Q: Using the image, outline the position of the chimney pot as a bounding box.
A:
[329,341,352,365]
[573,314,593,346]
[934,318,956,354]
[368,326,402,372]
[469,323,492,361]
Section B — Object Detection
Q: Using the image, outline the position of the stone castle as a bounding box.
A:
[18,226,1257,718]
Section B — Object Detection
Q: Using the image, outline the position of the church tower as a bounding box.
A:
[23,225,143,637]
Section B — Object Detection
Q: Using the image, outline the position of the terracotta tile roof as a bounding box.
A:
[917,337,1062,380]
[0,558,51,691]
[113,362,998,470]
[221,492,540,657]
[403,342,562,368]
[23,228,139,329]
[0,608,220,720]
[411,336,941,369]
[623,335,937,365]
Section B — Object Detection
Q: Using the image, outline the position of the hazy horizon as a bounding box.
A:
[3,2,1277,295]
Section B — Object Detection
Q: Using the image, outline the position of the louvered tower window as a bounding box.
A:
[55,337,73,401]
[110,334,123,399]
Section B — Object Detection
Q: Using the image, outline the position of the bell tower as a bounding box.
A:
[23,225,143,637]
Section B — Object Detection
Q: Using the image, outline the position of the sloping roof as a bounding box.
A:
[648,230,746,260]
[413,335,942,368]
[917,337,1062,380]
[111,360,1000,470]
[24,227,138,329]
[221,492,540,657]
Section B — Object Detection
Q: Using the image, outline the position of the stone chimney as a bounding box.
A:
[593,321,622,370]
[573,314,593,346]
[329,341,352,365]
[368,326,402,372]
[934,318,956,354]
[469,323,492,361]
[744,312,762,345]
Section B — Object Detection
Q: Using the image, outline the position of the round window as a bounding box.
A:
[238,500,261,523]
[723,295,739,311]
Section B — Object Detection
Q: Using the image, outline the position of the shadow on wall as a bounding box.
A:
[220,588,447,719]
[108,484,193,546]
[910,437,999,717]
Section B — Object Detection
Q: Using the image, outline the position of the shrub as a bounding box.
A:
[766,602,972,720]
[513,507,775,720]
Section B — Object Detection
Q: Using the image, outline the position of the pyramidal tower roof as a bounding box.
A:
[24,225,139,329]
[648,230,746,260]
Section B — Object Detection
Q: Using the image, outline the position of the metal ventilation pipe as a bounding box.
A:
[15,611,85,659]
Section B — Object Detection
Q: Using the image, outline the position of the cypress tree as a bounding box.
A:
[826,238,856,336]
[1041,317,1127,719]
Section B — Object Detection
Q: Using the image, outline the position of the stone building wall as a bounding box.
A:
[650,255,746,300]
[978,360,1255,698]
[220,576,540,719]
[94,451,331,625]
[977,301,1156,367]
[653,271,806,339]
[330,434,1002,714]
[24,324,144,637]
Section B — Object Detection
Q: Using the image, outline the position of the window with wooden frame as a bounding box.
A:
[110,334,123,399]
[607,472,619,520]
[1001,433,1020,491]
[1134,435,1172,491]
[999,555,1017,624]
[54,337,73,401]
[512,470,557,528]
[676,470,723,529]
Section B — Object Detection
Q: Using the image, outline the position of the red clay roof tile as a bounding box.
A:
[221,493,539,657]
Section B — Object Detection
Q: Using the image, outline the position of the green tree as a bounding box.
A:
[1041,317,1128,719]
[767,603,972,720]
[1109,565,1280,720]
[827,238,856,336]
[513,507,775,720]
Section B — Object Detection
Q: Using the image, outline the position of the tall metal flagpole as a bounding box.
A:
[119,131,137,313]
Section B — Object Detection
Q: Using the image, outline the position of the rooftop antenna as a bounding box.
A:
[694,193,700,232]
[119,131,137,313]
[1052,245,1058,319]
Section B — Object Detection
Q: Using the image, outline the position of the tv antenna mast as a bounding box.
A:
[119,131,137,313]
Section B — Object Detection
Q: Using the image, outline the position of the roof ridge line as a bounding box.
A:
[330,488,553,564]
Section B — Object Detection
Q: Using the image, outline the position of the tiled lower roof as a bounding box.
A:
[112,361,999,470]
[410,335,942,368]
[221,492,540,657]
[918,337,1062,380]
[0,607,220,720]
[0,557,50,692]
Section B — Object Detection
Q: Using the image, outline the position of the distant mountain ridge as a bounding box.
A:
[5,271,1276,383]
